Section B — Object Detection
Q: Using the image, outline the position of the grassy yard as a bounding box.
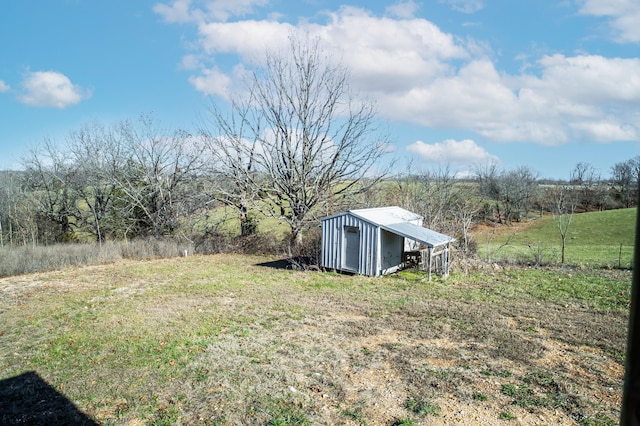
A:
[0,254,629,425]
[476,208,636,268]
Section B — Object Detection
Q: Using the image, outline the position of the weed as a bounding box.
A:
[578,413,617,426]
[501,384,539,407]
[499,411,517,421]
[392,418,417,426]
[405,397,440,416]
[267,411,311,426]
[342,406,367,425]
[472,393,488,401]
[146,406,180,426]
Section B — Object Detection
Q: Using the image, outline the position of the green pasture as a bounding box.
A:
[0,255,629,424]
[477,208,636,268]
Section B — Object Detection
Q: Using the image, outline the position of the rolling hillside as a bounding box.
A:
[476,208,636,267]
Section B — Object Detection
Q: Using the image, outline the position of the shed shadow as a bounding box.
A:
[0,371,98,425]
[256,256,319,271]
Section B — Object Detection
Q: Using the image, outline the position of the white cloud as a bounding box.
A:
[570,118,638,142]
[0,80,9,92]
[198,19,293,58]
[188,66,232,98]
[407,139,499,165]
[578,0,640,42]
[385,1,420,18]
[530,54,640,103]
[374,53,640,145]
[160,3,640,146]
[154,0,269,23]
[204,0,270,21]
[180,53,202,70]
[154,0,197,23]
[18,71,91,108]
[320,7,468,92]
[191,7,467,94]
[439,0,485,14]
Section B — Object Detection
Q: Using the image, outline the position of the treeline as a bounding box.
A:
[0,36,638,260]
[1,117,206,247]
[1,119,636,253]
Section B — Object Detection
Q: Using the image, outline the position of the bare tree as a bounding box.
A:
[115,115,204,238]
[611,159,637,208]
[0,171,26,246]
[551,184,578,265]
[205,36,389,247]
[385,166,479,254]
[475,161,503,223]
[450,192,480,254]
[387,166,456,233]
[417,167,457,233]
[571,162,601,211]
[502,166,539,224]
[200,96,263,237]
[475,163,538,225]
[22,140,80,244]
[66,121,124,244]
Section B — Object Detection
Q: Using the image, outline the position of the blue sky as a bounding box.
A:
[1,0,639,179]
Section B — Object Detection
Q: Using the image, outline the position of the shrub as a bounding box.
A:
[0,238,193,278]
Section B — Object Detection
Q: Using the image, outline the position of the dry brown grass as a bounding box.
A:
[0,254,628,425]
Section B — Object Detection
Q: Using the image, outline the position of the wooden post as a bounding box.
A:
[619,242,623,269]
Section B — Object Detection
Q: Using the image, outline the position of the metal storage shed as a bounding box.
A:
[320,206,455,278]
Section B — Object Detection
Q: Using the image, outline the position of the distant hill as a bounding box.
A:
[476,208,636,267]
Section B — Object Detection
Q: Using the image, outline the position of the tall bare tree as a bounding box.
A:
[115,115,204,238]
[204,36,389,247]
[552,183,578,265]
[201,96,263,237]
[0,171,26,246]
[503,166,539,224]
[66,121,124,244]
[475,161,503,223]
[22,140,80,244]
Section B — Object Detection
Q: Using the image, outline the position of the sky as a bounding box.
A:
[1,0,639,179]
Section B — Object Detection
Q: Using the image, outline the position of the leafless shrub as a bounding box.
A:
[0,244,107,277]
[118,237,191,260]
[0,238,193,277]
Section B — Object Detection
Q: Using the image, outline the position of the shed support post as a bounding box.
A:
[444,244,450,278]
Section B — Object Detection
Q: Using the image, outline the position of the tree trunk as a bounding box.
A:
[289,226,304,254]
[239,206,256,237]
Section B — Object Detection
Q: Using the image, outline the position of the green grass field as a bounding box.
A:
[476,208,636,268]
[0,254,629,425]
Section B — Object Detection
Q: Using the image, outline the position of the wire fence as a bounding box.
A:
[480,242,634,269]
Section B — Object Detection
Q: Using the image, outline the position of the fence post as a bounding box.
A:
[619,242,623,269]
[621,184,640,425]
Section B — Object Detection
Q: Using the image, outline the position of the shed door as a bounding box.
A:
[343,226,360,271]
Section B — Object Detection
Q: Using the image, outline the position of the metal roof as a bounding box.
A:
[381,221,454,248]
[348,206,422,225]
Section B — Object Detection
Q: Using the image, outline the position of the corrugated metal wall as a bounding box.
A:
[321,213,380,276]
